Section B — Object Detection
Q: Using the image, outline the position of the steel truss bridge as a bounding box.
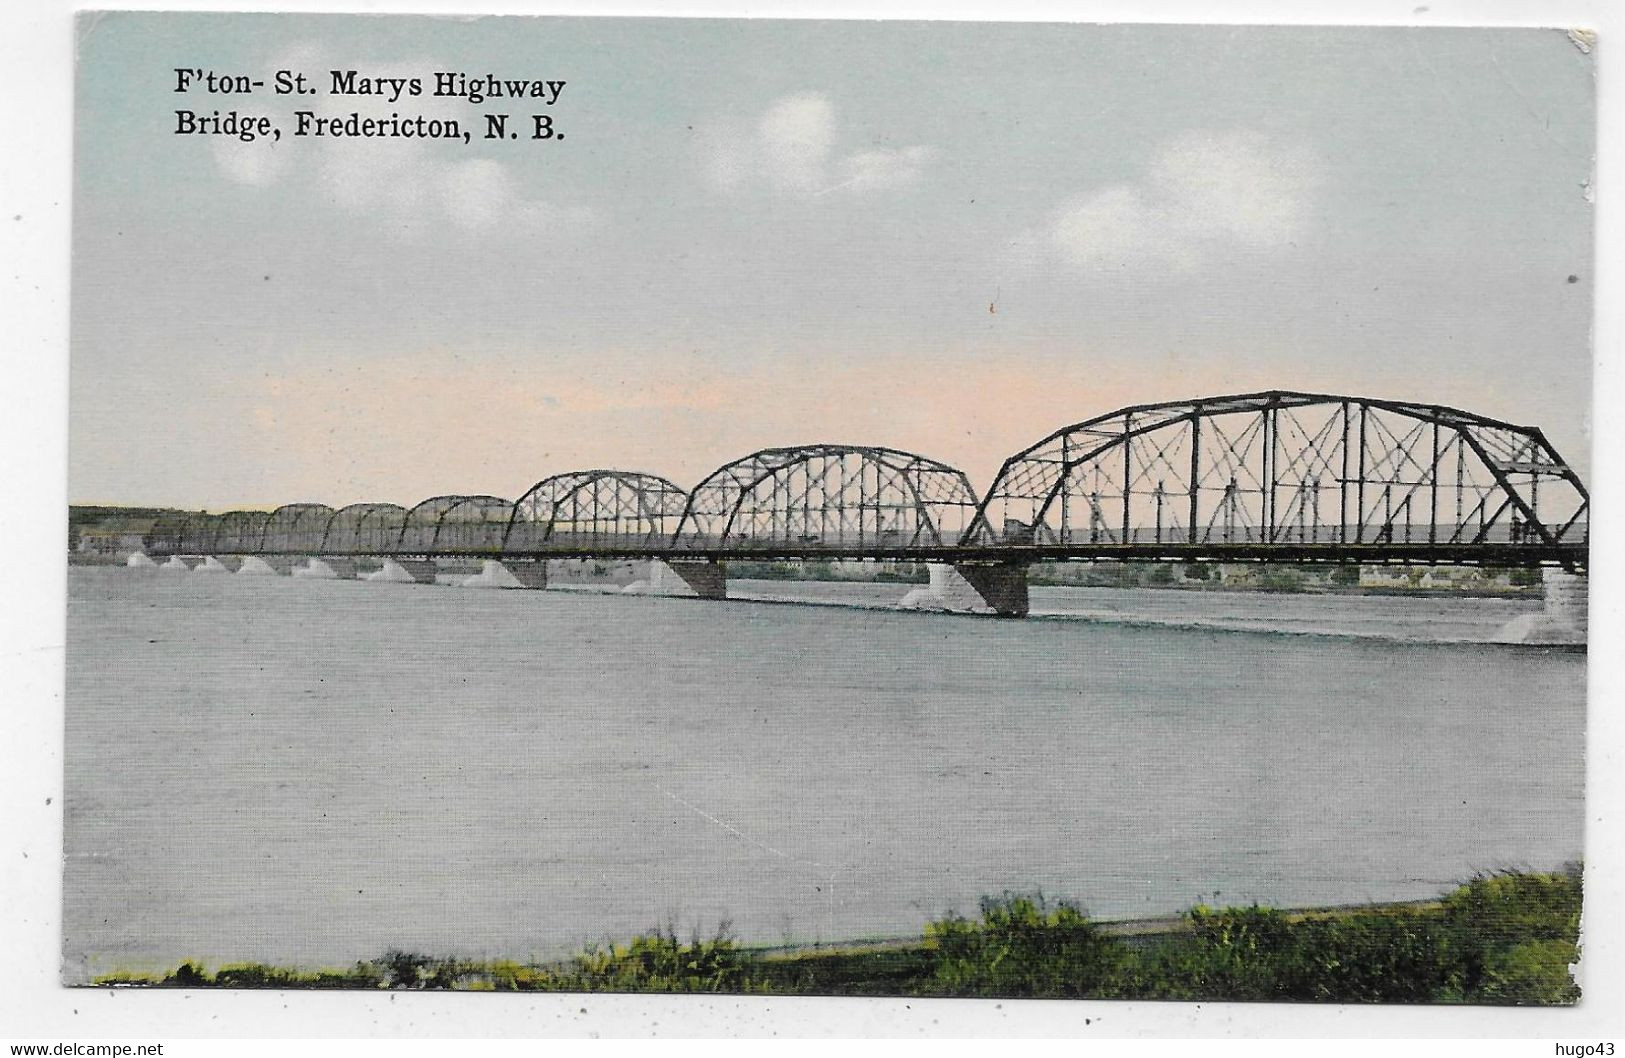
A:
[147,392,1589,592]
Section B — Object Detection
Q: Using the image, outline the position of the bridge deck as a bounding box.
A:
[167,542,1587,570]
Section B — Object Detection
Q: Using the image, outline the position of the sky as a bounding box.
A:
[69,14,1597,511]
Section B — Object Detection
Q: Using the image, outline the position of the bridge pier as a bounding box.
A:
[385,558,440,584]
[292,557,332,579]
[648,559,727,599]
[457,559,548,589]
[194,556,236,573]
[360,558,422,583]
[901,562,1029,616]
[238,555,297,576]
[955,563,1030,616]
[503,560,549,589]
[1534,571,1588,644]
[291,557,358,579]
[1495,570,1587,645]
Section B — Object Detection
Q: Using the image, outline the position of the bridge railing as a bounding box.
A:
[503,529,673,553]
[1025,522,1573,547]
[667,529,925,552]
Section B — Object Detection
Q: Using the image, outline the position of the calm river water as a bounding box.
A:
[63,567,1584,981]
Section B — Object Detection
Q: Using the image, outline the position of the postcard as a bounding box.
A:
[63,10,1592,1011]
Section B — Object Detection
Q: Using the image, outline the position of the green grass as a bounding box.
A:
[94,866,1581,1004]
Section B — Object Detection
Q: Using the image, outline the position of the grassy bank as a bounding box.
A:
[94,867,1581,1004]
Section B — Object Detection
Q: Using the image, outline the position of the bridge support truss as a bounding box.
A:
[965,391,1588,570]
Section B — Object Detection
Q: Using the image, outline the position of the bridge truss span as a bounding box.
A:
[673,444,981,552]
[261,503,337,554]
[964,391,1588,566]
[505,470,688,553]
[323,503,410,554]
[397,495,515,554]
[214,510,273,553]
[147,512,212,555]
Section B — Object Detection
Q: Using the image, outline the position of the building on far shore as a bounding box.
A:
[73,520,156,562]
[72,519,153,560]
[1357,565,1531,590]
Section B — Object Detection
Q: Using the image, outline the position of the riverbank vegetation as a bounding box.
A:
[95,867,1580,1003]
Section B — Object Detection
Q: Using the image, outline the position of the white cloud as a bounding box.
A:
[757,93,836,192]
[1048,130,1318,273]
[705,92,938,196]
[439,158,514,230]
[837,145,940,194]
[437,158,596,232]
[211,137,291,188]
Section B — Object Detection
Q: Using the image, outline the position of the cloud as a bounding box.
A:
[211,137,291,188]
[757,93,836,192]
[1047,130,1318,273]
[704,92,938,196]
[435,158,591,232]
[837,145,940,194]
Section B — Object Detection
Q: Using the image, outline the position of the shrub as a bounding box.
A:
[1476,939,1580,1005]
[311,963,386,989]
[567,925,746,993]
[1133,905,1297,1001]
[1273,910,1472,1002]
[480,959,562,991]
[159,962,210,987]
[375,950,434,989]
[1130,905,1473,1003]
[924,893,1132,998]
[211,963,305,988]
[1444,867,1582,947]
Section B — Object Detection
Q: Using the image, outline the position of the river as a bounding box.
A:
[62,566,1584,981]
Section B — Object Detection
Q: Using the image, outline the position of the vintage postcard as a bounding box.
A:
[62,10,1593,1012]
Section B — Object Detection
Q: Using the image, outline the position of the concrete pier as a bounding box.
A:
[292,557,358,579]
[361,559,422,583]
[454,559,548,589]
[459,559,555,588]
[1532,571,1588,644]
[387,558,440,584]
[322,557,359,579]
[238,555,297,576]
[503,560,550,589]
[900,562,1030,616]
[1498,570,1588,645]
[649,559,728,599]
